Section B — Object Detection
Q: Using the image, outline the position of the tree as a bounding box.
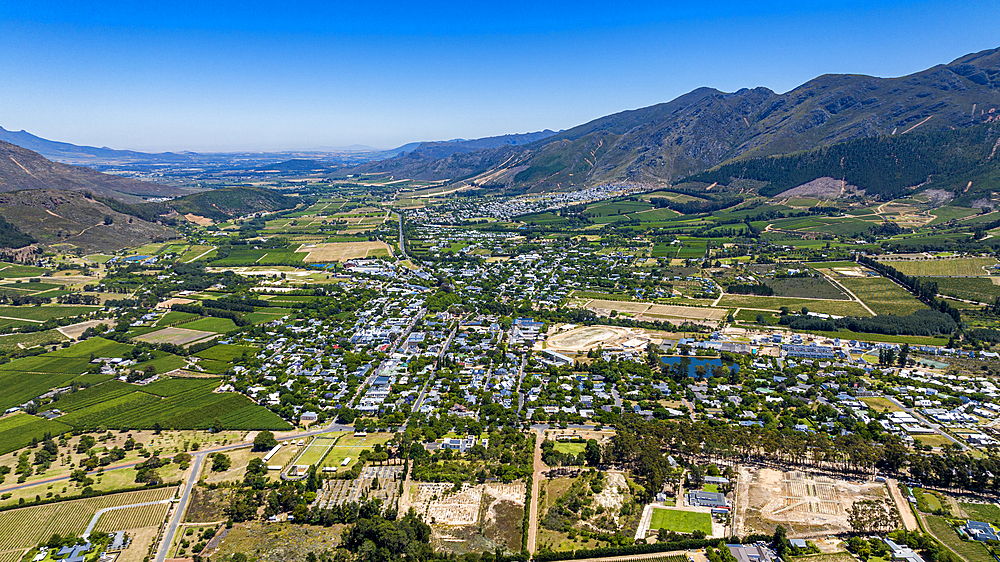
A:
[585,439,602,466]
[212,418,224,433]
[212,453,232,472]
[253,430,278,452]
[771,525,788,559]
[848,498,901,535]
[898,344,909,366]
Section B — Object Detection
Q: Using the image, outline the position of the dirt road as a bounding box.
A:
[887,478,919,531]
[527,428,547,553]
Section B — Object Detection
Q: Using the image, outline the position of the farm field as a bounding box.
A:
[926,277,1000,304]
[179,316,237,333]
[0,305,98,321]
[93,502,171,533]
[51,377,290,431]
[0,413,72,455]
[295,241,393,262]
[716,295,871,316]
[838,277,928,315]
[134,326,216,346]
[648,508,712,534]
[924,515,994,562]
[765,277,850,300]
[880,258,998,276]
[195,344,256,362]
[0,488,175,554]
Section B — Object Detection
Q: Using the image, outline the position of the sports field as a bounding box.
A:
[648,508,712,534]
[295,241,393,262]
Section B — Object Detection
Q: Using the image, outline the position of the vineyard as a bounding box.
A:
[0,413,71,455]
[0,488,174,553]
[93,503,170,533]
[51,378,290,431]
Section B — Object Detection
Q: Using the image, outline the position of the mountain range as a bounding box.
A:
[345,47,1000,195]
[0,140,187,202]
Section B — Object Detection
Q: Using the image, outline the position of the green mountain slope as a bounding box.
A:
[349,47,1000,194]
[0,190,176,251]
[0,140,184,201]
[687,124,1000,203]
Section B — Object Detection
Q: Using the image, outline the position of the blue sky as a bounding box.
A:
[1,0,996,152]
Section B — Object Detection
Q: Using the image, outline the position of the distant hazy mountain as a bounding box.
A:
[348,47,1000,194]
[0,141,185,201]
[0,127,193,165]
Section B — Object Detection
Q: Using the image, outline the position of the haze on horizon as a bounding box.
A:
[1,0,996,153]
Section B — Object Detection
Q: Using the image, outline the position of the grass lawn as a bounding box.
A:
[859,396,902,413]
[553,442,586,455]
[702,484,720,493]
[320,433,392,471]
[648,508,712,534]
[914,488,944,513]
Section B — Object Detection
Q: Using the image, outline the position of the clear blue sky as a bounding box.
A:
[1,0,996,152]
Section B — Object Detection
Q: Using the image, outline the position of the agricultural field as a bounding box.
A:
[0,305,98,321]
[49,377,290,431]
[0,413,72,455]
[195,344,256,362]
[927,277,1000,304]
[765,277,850,300]
[716,295,871,317]
[838,277,928,315]
[178,316,238,333]
[880,258,998,277]
[924,515,994,562]
[648,508,712,534]
[93,502,171,533]
[0,488,174,554]
[134,326,216,346]
[295,241,393,262]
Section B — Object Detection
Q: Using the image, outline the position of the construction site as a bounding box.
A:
[408,481,526,554]
[734,467,888,538]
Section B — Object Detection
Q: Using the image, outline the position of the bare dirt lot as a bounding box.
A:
[546,325,635,352]
[410,481,525,553]
[735,467,887,538]
[582,299,726,326]
[295,241,393,262]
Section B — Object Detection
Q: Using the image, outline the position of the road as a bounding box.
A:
[886,478,919,531]
[883,395,967,450]
[821,270,876,316]
[408,320,458,423]
[155,452,205,562]
[526,426,546,554]
[398,214,409,262]
[516,353,527,412]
